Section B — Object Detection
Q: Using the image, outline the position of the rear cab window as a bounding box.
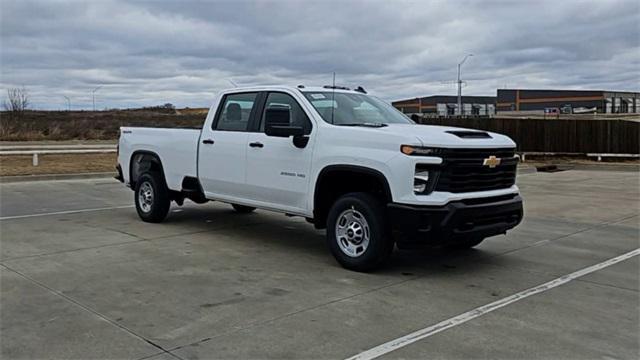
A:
[213,92,259,131]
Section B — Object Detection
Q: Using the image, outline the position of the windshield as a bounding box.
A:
[302,91,413,125]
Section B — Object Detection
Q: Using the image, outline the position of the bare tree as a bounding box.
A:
[3,87,30,113]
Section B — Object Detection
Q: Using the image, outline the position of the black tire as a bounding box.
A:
[326,192,393,272]
[231,204,256,213]
[134,171,170,223]
[448,237,485,250]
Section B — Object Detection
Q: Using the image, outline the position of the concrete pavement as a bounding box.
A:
[0,170,638,359]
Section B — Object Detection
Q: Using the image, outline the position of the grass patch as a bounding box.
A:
[0,153,117,176]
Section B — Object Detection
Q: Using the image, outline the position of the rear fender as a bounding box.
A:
[129,151,166,189]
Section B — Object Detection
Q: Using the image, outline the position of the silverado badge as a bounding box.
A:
[483,155,501,168]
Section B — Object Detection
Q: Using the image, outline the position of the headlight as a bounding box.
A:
[401,145,443,156]
[414,168,434,194]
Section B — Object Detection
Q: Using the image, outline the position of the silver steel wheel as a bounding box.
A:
[335,208,370,258]
[138,181,154,213]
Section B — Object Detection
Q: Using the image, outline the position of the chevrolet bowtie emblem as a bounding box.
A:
[483,155,501,168]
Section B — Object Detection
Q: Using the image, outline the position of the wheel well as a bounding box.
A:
[313,166,392,229]
[129,151,165,188]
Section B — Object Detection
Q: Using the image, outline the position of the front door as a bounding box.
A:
[198,92,259,200]
[245,91,315,214]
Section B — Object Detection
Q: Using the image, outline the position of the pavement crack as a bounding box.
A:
[165,276,418,353]
[575,278,639,293]
[439,212,640,283]
[0,239,147,262]
[488,213,639,260]
[136,350,184,360]
[0,220,270,263]
[107,227,149,241]
[0,263,184,360]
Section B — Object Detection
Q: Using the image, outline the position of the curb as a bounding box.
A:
[566,163,640,172]
[521,163,639,173]
[0,172,116,183]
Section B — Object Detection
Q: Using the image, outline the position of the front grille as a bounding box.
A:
[434,148,517,193]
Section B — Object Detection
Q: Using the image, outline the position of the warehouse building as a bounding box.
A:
[497,89,640,114]
[392,95,496,117]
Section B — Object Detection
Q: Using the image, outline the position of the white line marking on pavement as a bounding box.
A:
[0,205,133,220]
[346,248,640,360]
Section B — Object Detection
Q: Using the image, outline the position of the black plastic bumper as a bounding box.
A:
[388,194,523,248]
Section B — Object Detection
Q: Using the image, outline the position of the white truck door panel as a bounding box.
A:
[198,92,259,198]
[245,133,314,210]
[245,92,314,211]
[198,131,248,197]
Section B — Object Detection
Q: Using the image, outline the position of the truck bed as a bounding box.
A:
[118,127,201,191]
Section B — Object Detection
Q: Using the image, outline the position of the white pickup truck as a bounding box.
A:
[116,85,523,271]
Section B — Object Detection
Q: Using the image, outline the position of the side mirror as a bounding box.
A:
[265,107,304,137]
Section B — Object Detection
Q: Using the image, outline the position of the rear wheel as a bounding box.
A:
[134,171,170,223]
[231,204,256,213]
[326,192,393,272]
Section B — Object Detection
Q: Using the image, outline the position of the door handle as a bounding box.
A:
[249,142,264,148]
[202,139,214,145]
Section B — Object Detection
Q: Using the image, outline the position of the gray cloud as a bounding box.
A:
[1,0,638,109]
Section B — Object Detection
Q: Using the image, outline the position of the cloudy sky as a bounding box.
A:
[1,0,638,110]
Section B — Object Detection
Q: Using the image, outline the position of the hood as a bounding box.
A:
[382,123,516,149]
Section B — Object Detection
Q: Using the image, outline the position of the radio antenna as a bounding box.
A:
[227,78,238,88]
[330,72,336,124]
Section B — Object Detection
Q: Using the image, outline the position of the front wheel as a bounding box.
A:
[326,193,393,272]
[134,172,170,223]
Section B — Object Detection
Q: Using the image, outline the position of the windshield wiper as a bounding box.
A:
[338,122,388,128]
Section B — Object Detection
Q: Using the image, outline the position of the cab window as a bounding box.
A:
[260,92,312,135]
[214,92,258,131]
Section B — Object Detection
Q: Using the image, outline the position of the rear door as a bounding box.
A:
[198,92,260,200]
[245,91,315,213]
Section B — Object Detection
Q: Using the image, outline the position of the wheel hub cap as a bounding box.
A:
[335,208,370,257]
[138,181,154,213]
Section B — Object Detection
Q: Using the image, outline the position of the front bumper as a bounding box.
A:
[388,194,523,248]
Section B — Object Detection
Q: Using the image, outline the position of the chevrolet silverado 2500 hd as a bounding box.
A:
[116,85,523,271]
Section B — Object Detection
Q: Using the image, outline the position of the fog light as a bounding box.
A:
[414,183,427,193]
[415,170,429,182]
[413,170,430,194]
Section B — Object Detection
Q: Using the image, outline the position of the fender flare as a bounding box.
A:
[129,150,166,187]
[313,164,393,220]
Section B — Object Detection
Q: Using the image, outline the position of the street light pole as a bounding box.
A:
[92,85,102,111]
[63,95,71,111]
[457,54,473,116]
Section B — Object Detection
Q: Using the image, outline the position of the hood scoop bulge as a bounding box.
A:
[445,130,492,139]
